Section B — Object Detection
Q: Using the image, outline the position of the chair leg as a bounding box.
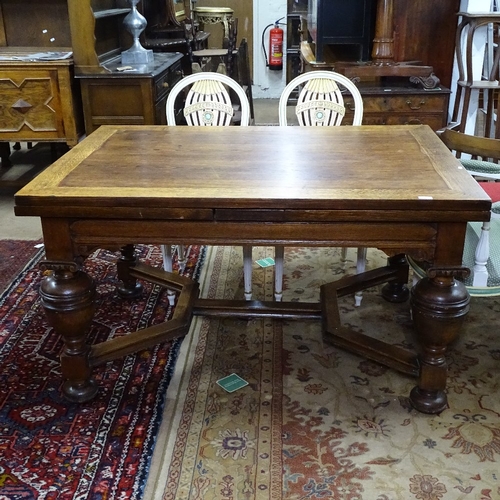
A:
[243,245,253,300]
[483,89,497,138]
[354,247,367,307]
[451,85,463,126]
[161,244,176,306]
[472,221,490,287]
[274,246,284,301]
[177,245,187,272]
[340,247,348,263]
[459,87,472,134]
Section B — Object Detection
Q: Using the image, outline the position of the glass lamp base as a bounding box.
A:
[121,46,154,65]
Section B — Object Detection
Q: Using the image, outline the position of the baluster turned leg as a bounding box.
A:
[39,261,98,402]
[116,244,143,298]
[409,267,470,413]
[381,254,410,303]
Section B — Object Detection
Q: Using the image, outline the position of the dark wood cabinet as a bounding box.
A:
[343,81,450,131]
[307,0,375,63]
[79,52,182,133]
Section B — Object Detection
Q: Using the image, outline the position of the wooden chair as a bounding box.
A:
[191,17,238,77]
[276,71,364,303]
[163,72,252,303]
[410,128,500,295]
[235,38,255,124]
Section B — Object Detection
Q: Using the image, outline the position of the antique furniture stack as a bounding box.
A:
[298,0,460,131]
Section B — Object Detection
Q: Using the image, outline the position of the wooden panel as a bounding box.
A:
[394,0,460,89]
[0,69,62,133]
[0,55,84,146]
[0,0,72,47]
[80,79,153,132]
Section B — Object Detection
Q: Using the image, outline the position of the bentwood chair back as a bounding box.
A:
[275,71,365,304]
[162,73,253,303]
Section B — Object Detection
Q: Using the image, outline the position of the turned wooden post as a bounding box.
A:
[371,0,395,64]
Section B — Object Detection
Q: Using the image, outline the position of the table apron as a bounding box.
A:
[65,218,441,249]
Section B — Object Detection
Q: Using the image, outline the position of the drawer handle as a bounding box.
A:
[405,118,423,125]
[162,82,170,88]
[345,101,355,111]
[406,99,426,110]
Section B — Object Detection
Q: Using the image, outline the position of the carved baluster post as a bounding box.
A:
[409,267,470,413]
[371,0,395,65]
[39,262,98,402]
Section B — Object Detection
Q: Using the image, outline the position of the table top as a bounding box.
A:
[193,7,234,14]
[14,125,491,221]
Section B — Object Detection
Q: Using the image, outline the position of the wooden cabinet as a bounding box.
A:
[67,0,184,134]
[79,52,182,133]
[0,49,83,146]
[307,0,375,63]
[343,82,450,131]
[0,1,84,159]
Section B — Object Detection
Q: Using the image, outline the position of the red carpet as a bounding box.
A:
[0,244,205,499]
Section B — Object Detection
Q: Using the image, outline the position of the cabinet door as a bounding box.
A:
[80,78,151,133]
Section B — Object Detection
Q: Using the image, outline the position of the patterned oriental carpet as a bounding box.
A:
[0,239,41,293]
[145,246,500,500]
[0,244,205,499]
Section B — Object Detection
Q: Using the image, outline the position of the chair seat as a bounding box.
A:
[461,159,500,175]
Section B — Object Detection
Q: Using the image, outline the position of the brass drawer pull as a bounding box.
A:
[345,101,355,111]
[405,118,423,125]
[406,99,426,110]
[162,82,169,88]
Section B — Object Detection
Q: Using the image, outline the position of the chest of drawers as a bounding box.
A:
[343,82,450,131]
[78,52,183,135]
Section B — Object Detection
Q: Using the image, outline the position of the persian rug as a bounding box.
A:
[145,246,500,500]
[0,240,42,293]
[0,244,205,499]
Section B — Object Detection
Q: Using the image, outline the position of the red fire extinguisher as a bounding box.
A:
[268,22,284,71]
[262,18,285,71]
